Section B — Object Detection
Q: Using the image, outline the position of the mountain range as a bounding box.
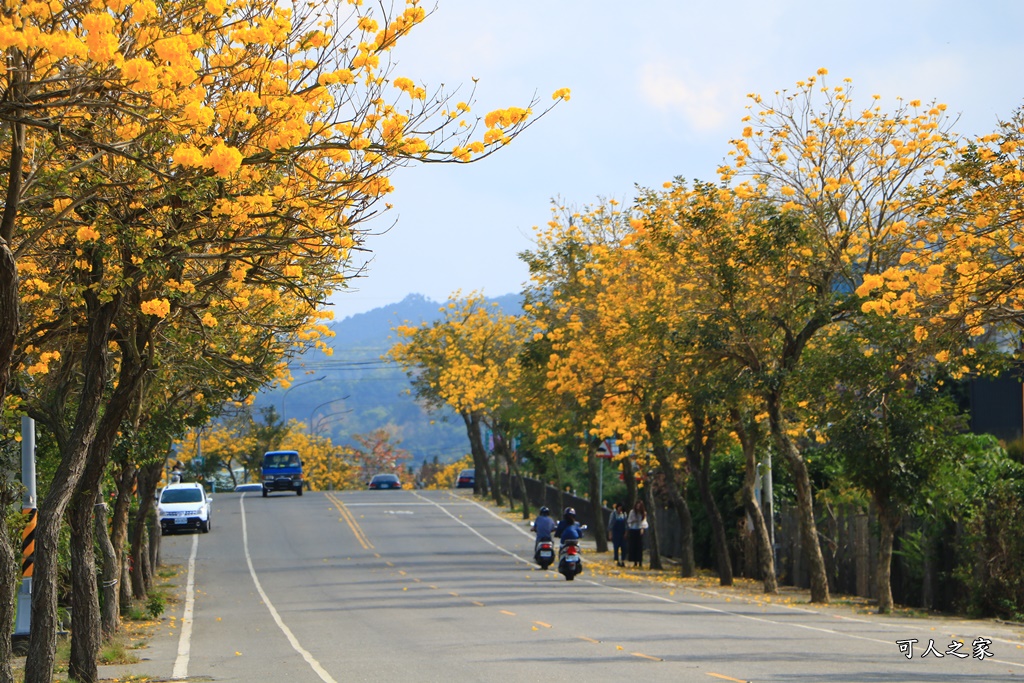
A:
[252,292,522,467]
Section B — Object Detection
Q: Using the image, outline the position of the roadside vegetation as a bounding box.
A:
[4,5,1024,680]
[387,73,1024,622]
[0,0,566,680]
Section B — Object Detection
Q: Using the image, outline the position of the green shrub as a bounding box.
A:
[146,591,167,618]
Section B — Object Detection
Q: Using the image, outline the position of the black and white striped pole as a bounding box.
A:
[13,416,36,638]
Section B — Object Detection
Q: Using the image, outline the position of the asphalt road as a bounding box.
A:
[144,488,1024,682]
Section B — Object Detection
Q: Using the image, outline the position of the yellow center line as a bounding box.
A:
[449,592,460,597]
[707,673,748,682]
[472,601,485,607]
[326,492,374,550]
[631,652,663,662]
[499,610,517,617]
[533,621,552,629]
[578,636,601,644]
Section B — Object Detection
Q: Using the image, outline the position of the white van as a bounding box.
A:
[158,482,212,534]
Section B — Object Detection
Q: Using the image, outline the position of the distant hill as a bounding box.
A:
[252,292,523,467]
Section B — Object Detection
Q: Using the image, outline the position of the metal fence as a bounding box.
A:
[502,474,960,609]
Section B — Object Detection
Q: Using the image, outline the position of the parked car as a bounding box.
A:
[455,469,475,489]
[368,473,401,490]
[158,483,212,535]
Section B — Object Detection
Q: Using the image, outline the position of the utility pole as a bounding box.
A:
[13,416,37,640]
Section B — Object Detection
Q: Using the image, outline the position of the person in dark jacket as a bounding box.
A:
[608,503,628,567]
[533,506,556,540]
[555,507,582,542]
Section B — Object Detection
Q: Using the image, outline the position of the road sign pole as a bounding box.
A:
[14,416,37,638]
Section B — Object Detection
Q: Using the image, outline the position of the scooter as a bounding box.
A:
[558,538,583,581]
[534,536,555,569]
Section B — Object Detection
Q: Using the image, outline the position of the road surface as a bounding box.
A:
[147,488,1024,682]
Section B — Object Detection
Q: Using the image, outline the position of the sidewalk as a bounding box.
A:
[492,498,1024,650]
[11,564,188,682]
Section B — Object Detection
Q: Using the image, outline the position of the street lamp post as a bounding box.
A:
[309,396,349,436]
[280,375,325,426]
[312,409,351,440]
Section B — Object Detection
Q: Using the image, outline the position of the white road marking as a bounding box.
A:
[172,534,198,679]
[344,502,475,507]
[418,492,1024,669]
[412,491,535,564]
[240,495,339,683]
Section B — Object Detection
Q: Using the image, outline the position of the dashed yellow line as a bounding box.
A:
[707,673,748,682]
[533,621,552,629]
[499,610,516,617]
[326,492,373,550]
[472,601,485,607]
[631,652,663,662]
[578,636,601,644]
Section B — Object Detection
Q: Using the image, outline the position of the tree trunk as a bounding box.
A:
[120,553,132,614]
[26,295,119,683]
[489,450,504,507]
[921,528,933,611]
[69,357,145,681]
[95,489,120,638]
[585,442,608,553]
[68,489,101,683]
[641,478,662,570]
[507,454,532,518]
[644,412,694,576]
[0,483,20,683]
[111,463,135,620]
[875,501,899,614]
[767,392,829,603]
[732,409,778,593]
[132,462,162,599]
[691,449,733,585]
[0,70,25,683]
[689,415,733,586]
[0,61,26,413]
[461,411,489,497]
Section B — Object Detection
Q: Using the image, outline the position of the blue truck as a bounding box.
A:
[261,450,304,496]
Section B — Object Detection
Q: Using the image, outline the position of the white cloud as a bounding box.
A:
[637,62,742,133]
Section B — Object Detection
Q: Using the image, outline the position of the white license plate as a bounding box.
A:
[175,518,187,525]
[539,550,553,557]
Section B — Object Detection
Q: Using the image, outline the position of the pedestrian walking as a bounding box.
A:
[626,500,648,568]
[608,503,628,567]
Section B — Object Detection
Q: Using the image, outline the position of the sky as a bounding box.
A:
[328,0,1024,321]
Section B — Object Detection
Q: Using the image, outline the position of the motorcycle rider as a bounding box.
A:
[533,506,556,540]
[555,507,582,542]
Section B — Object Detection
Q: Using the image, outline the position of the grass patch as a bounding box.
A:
[99,637,140,665]
[126,603,152,621]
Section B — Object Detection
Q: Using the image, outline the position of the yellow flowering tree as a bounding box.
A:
[390,291,533,504]
[3,0,567,678]
[638,72,959,604]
